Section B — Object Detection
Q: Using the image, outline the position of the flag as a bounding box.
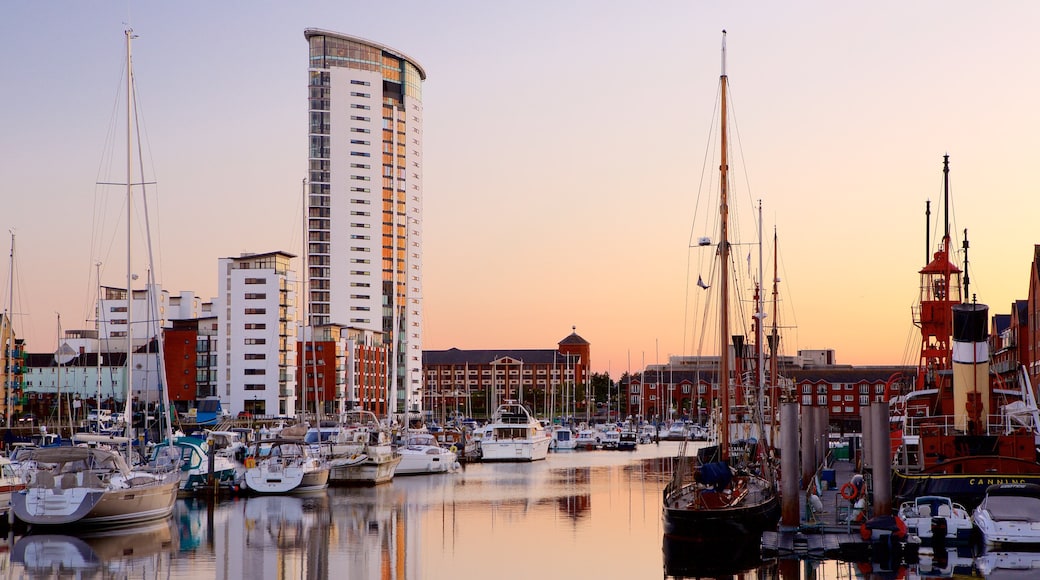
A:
[697,276,709,290]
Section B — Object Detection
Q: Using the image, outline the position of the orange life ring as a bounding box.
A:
[840,482,858,501]
[244,457,256,469]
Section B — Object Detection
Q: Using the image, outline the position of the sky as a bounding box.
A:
[3,1,1040,376]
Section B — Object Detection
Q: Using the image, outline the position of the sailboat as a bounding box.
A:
[12,28,180,527]
[890,155,1040,509]
[661,31,780,537]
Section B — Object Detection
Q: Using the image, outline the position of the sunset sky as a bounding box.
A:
[3,1,1040,376]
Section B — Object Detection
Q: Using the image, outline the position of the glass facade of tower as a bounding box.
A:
[305,30,425,415]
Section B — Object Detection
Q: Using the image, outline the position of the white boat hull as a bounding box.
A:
[244,464,329,495]
[480,437,551,462]
[395,447,458,475]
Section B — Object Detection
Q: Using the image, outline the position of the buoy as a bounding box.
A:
[840,482,859,501]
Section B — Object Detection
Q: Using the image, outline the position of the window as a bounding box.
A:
[244,338,267,345]
[244,384,265,391]
[244,353,266,360]
[350,92,370,98]
[244,323,266,330]
[350,152,371,157]
[244,308,266,315]
[817,394,827,405]
[244,293,266,299]
[350,80,370,86]
[350,139,370,146]
[351,104,370,110]
[244,369,266,375]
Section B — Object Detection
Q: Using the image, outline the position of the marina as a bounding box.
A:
[0,441,1034,579]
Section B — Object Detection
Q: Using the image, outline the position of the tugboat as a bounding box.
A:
[890,155,1040,510]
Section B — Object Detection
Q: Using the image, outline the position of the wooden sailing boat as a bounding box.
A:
[662,31,780,537]
[12,28,180,527]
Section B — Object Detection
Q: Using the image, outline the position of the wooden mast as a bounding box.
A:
[718,30,731,460]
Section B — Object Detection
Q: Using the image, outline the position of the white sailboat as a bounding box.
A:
[12,28,180,527]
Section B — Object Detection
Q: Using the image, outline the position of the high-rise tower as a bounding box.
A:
[304,30,425,415]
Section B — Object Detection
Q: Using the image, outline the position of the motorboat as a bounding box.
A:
[972,483,1040,547]
[149,435,241,495]
[617,429,638,451]
[601,427,621,450]
[242,438,330,495]
[550,425,577,451]
[478,401,552,462]
[12,438,180,527]
[574,427,601,450]
[896,495,973,544]
[394,431,458,475]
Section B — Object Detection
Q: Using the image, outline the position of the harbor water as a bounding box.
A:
[0,441,928,579]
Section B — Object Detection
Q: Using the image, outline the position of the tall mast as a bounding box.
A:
[718,30,731,460]
[123,28,135,451]
[5,232,14,427]
[95,260,103,432]
[755,201,766,448]
[770,226,780,448]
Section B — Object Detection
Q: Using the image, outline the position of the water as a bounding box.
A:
[3,442,1023,579]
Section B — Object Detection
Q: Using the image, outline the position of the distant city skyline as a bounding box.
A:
[4,2,1040,375]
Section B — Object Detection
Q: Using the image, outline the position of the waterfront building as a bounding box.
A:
[625,349,910,432]
[165,315,219,413]
[216,251,298,418]
[422,331,589,420]
[297,324,388,417]
[304,29,426,417]
[0,314,24,421]
[21,350,127,421]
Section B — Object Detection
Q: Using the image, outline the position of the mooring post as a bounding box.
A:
[780,402,800,529]
[871,400,892,516]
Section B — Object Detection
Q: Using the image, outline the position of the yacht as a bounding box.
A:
[394,431,459,475]
[972,483,1040,547]
[478,401,551,462]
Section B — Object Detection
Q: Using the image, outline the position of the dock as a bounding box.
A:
[762,457,918,562]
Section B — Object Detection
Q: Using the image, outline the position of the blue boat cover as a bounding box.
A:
[697,462,732,490]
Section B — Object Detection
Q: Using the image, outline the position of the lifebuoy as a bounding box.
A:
[449,445,458,454]
[840,482,859,501]
[244,457,256,469]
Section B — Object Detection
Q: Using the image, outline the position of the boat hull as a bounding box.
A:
[12,476,179,527]
[244,465,329,495]
[329,453,401,485]
[480,437,552,462]
[662,475,781,537]
[893,456,1040,510]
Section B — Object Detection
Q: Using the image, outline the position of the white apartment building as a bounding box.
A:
[95,285,202,352]
[304,29,425,416]
[217,251,298,417]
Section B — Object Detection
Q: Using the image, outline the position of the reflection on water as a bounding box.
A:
[13,518,177,576]
[7,442,1032,579]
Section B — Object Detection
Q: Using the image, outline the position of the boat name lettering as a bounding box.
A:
[968,478,1026,486]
